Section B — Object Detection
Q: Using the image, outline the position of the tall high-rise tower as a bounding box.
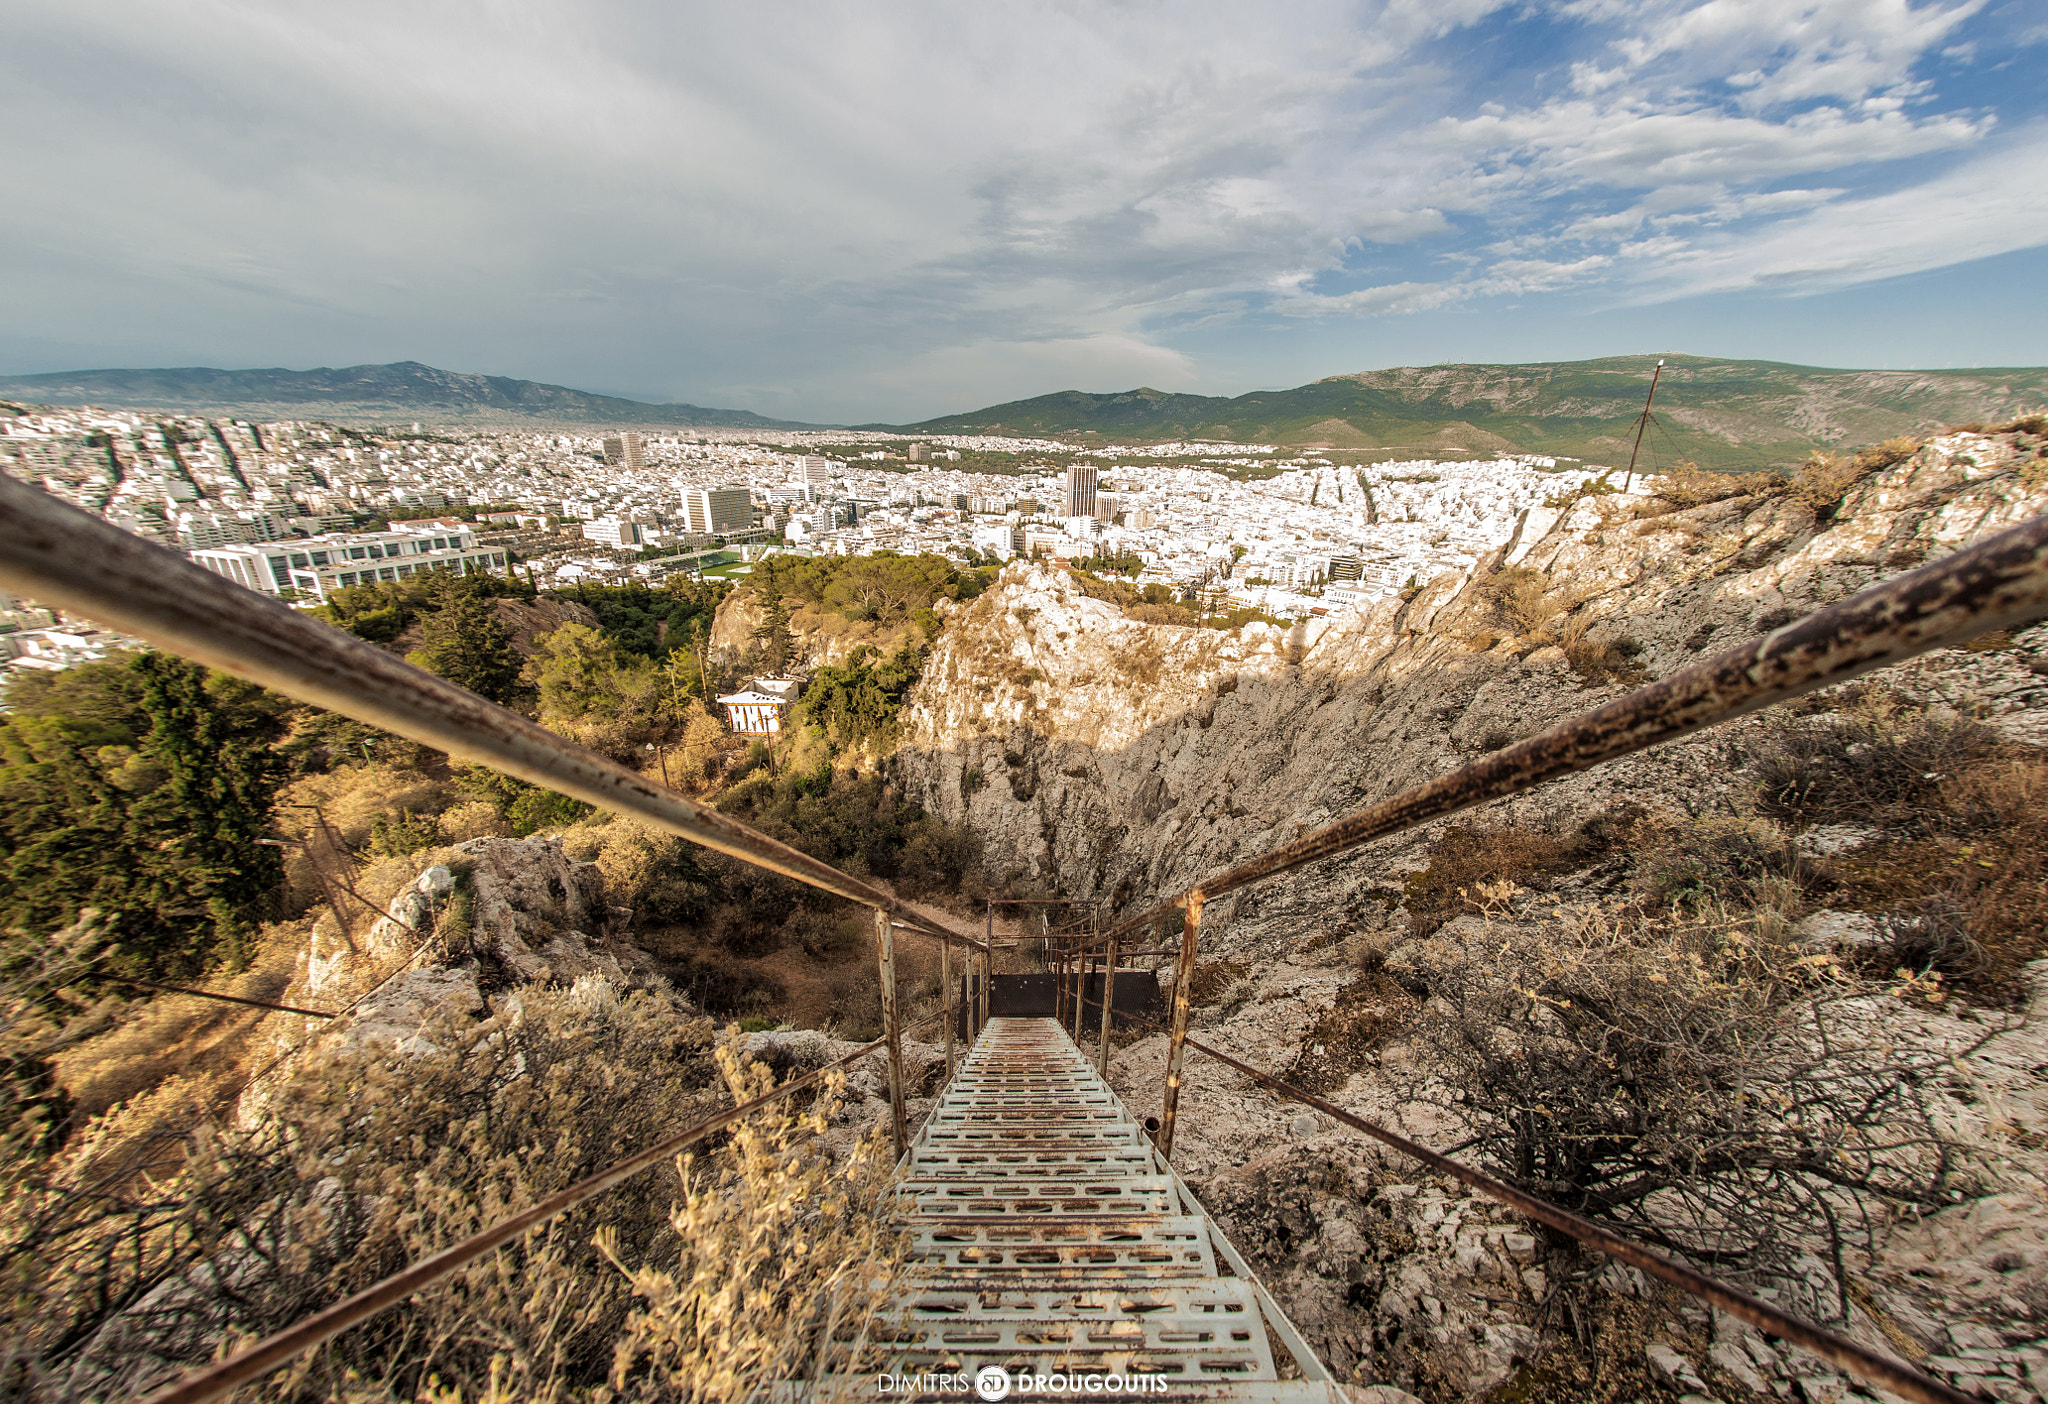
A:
[1063,463,1098,519]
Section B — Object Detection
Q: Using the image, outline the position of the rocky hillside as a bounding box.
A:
[895,425,2048,1400]
[897,430,2048,919]
[900,355,2048,470]
[0,360,818,428]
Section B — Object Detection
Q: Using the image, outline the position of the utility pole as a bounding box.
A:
[1623,359,1666,493]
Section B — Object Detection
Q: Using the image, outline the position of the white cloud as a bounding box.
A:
[1632,123,2048,297]
[0,0,2033,417]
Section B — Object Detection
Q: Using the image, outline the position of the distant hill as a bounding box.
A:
[0,361,824,430]
[895,355,2048,471]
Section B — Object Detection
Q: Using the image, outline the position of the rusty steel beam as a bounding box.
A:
[1096,934,1119,1076]
[1075,986,1982,1404]
[107,977,336,1019]
[136,1012,941,1404]
[1110,511,2048,941]
[941,928,956,1081]
[1156,891,1202,1158]
[877,908,908,1162]
[0,477,986,956]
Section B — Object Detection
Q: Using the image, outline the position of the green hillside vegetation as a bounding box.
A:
[0,360,824,429]
[899,354,2048,472]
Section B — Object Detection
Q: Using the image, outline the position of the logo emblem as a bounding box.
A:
[973,1365,1012,1400]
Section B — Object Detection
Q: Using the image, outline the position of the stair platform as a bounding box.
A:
[877,1017,1345,1401]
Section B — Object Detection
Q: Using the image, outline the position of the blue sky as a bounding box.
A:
[4,0,2044,422]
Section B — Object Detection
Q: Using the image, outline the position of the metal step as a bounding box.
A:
[870,1016,1345,1401]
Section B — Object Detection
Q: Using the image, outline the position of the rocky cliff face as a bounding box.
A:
[892,428,2048,1399]
[897,431,2048,940]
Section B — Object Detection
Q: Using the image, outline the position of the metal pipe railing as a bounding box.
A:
[1109,511,2048,940]
[136,1012,941,1404]
[1069,989,1983,1404]
[0,476,987,957]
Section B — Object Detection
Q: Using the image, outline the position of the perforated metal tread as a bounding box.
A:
[876,1017,1345,1400]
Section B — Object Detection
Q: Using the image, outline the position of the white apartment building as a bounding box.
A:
[971,521,1023,560]
[190,525,507,604]
[682,487,754,534]
[582,518,646,548]
[175,510,290,550]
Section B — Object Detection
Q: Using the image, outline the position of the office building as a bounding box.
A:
[602,433,646,471]
[582,519,647,548]
[796,456,833,485]
[191,525,506,605]
[175,510,290,551]
[1063,464,1098,519]
[681,487,754,535]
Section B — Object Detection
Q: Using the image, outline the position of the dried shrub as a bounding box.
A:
[1124,602,1196,627]
[1289,971,1418,1094]
[1852,435,1922,473]
[1555,615,1646,684]
[599,1040,904,1400]
[1637,817,1806,913]
[1649,463,1751,510]
[1186,958,1250,1006]
[1479,566,1571,639]
[1393,910,1990,1322]
[1405,825,1570,935]
[1785,451,1862,518]
[1751,708,2006,830]
[4,979,742,1402]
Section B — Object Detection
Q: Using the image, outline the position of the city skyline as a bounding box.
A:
[6,1,2046,425]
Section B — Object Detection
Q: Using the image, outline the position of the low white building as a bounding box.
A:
[717,676,805,735]
[190,524,507,604]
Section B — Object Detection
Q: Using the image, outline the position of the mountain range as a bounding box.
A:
[3,355,2042,470]
[0,361,818,430]
[894,355,2048,471]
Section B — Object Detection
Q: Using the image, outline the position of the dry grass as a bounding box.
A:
[8,975,905,1404]
[1394,901,1986,1325]
[1646,463,1753,511]
[1187,957,1251,1006]
[1404,807,1651,937]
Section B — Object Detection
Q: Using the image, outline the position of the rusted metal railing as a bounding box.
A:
[0,474,989,960]
[136,1012,941,1404]
[0,476,983,1403]
[1071,987,1981,1404]
[1109,510,2048,942]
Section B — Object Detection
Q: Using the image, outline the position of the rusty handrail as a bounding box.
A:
[136,1011,941,1404]
[0,476,986,956]
[1109,511,2048,940]
[1072,990,1983,1404]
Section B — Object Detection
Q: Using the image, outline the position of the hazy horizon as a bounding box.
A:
[7,1,2046,424]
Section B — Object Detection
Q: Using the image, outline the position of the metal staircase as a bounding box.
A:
[882,1016,1344,1400]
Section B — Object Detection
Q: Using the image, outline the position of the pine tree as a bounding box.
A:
[125,653,286,971]
[408,578,524,705]
[753,594,794,673]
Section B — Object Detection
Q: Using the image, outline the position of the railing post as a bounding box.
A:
[1096,933,1118,1076]
[875,907,907,1161]
[941,933,956,1082]
[1071,943,1089,1043]
[1157,891,1202,1159]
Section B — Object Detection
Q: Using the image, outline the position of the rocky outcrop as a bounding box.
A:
[894,429,2048,1399]
[895,432,2048,940]
[708,586,926,671]
[276,835,669,1090]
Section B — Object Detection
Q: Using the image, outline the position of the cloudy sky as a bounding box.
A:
[5,0,2045,422]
